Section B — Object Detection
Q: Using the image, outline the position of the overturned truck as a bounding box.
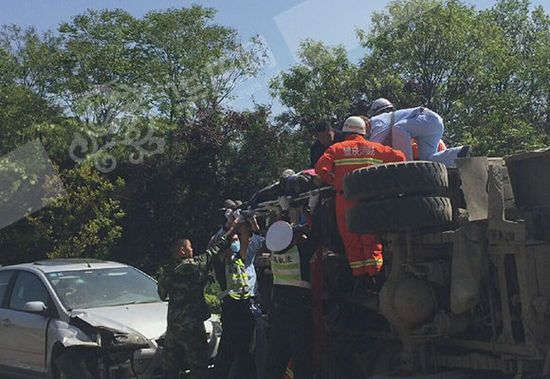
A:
[251,148,550,378]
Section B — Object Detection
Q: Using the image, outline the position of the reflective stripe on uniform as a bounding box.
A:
[285,367,295,379]
[229,291,250,300]
[349,257,383,268]
[223,257,251,300]
[333,157,383,166]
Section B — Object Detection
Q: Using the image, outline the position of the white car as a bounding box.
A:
[0,259,220,378]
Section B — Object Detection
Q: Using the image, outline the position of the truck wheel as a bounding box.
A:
[347,196,452,233]
[344,161,448,201]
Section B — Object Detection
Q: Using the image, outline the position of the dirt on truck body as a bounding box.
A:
[250,148,550,378]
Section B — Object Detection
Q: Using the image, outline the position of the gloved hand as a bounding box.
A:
[308,192,320,212]
[278,195,290,211]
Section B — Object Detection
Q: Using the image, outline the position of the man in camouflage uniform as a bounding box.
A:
[158,236,228,379]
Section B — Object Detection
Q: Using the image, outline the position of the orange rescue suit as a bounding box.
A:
[315,134,405,276]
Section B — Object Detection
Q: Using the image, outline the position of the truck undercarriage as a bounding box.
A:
[249,149,550,378]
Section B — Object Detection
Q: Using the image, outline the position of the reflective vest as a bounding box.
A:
[221,257,251,300]
[314,134,405,192]
[271,246,311,289]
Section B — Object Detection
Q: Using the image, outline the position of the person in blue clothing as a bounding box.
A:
[212,211,266,379]
[238,213,269,379]
[212,227,256,379]
[368,98,469,166]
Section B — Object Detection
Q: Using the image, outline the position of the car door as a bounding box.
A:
[0,270,16,368]
[2,270,54,375]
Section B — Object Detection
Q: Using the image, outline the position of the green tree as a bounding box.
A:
[0,26,63,155]
[270,39,359,130]
[222,106,308,196]
[136,6,265,123]
[29,163,125,260]
[55,9,142,125]
[0,85,61,155]
[359,0,484,110]
[0,25,62,96]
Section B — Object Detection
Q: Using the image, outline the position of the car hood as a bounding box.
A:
[71,302,168,341]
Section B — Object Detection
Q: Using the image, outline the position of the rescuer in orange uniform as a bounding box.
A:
[314,116,405,276]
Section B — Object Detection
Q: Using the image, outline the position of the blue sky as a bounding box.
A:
[1,0,549,112]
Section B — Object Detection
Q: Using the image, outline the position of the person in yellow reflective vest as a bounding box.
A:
[265,221,316,379]
[213,220,257,379]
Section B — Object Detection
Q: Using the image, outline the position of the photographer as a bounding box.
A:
[208,199,241,248]
[213,210,265,379]
[239,211,269,378]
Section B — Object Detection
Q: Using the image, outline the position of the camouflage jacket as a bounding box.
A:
[158,240,227,322]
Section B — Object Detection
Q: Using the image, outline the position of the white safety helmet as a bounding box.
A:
[342,116,366,135]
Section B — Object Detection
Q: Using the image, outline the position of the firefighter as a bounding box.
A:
[314,116,405,276]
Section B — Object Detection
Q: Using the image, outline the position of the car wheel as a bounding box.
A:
[344,161,448,201]
[347,196,453,233]
[53,347,96,379]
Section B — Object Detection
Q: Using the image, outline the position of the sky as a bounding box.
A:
[0,0,549,112]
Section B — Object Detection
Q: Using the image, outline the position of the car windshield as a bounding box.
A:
[46,267,162,310]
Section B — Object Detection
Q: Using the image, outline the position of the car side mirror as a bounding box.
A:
[23,301,47,313]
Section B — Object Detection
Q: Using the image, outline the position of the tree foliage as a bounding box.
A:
[270,40,359,130]
[28,163,125,260]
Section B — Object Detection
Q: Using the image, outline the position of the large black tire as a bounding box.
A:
[347,196,452,233]
[344,161,448,201]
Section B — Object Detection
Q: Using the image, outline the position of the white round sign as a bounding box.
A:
[266,221,293,252]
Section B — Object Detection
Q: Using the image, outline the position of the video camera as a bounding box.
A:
[231,209,256,223]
